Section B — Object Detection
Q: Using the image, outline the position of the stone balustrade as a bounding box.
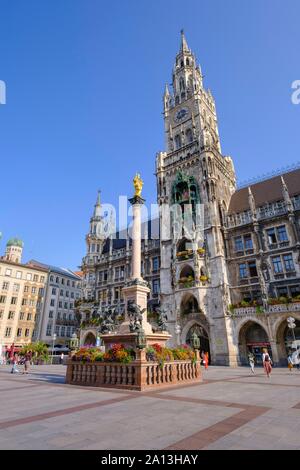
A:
[66,358,201,391]
[268,303,300,313]
[232,302,300,317]
[233,306,257,316]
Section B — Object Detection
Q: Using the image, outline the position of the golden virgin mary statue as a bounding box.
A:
[133,173,143,197]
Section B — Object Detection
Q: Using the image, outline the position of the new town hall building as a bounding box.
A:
[79,32,300,366]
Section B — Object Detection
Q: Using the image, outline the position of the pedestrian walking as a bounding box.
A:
[248,352,255,374]
[292,347,300,371]
[60,352,64,365]
[262,348,272,378]
[10,354,19,374]
[204,351,209,370]
[201,351,206,368]
[287,353,294,372]
[22,351,32,374]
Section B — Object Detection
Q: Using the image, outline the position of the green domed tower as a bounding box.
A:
[5,238,24,263]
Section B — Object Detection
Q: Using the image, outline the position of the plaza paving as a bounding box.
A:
[0,364,300,450]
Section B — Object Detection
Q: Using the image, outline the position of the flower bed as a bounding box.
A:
[72,344,135,364]
[146,343,196,366]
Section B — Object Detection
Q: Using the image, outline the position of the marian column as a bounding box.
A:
[101,173,171,348]
[119,174,153,335]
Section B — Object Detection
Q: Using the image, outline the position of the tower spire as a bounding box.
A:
[93,190,102,218]
[180,29,189,53]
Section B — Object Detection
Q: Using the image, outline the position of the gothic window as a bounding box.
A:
[186,58,190,66]
[175,96,179,105]
[175,134,181,149]
[248,261,258,277]
[181,60,184,67]
[152,279,160,295]
[180,294,199,315]
[179,77,185,91]
[186,128,193,144]
[179,266,195,287]
[283,254,294,272]
[239,263,247,279]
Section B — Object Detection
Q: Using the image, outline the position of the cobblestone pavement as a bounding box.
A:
[0,364,300,450]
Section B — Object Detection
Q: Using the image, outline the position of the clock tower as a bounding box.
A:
[156,31,239,365]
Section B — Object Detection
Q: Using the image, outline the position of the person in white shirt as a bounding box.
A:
[291,348,300,370]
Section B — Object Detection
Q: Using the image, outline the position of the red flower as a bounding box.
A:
[152,343,162,353]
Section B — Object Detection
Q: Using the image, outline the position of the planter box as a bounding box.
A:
[66,358,202,391]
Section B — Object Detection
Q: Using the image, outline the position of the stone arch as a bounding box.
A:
[180,293,199,315]
[181,319,210,360]
[179,265,195,284]
[237,319,271,365]
[83,331,96,346]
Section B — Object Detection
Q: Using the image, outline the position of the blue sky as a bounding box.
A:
[0,0,299,270]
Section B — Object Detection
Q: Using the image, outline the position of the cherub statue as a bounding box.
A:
[133,173,143,197]
[155,305,168,332]
[100,305,118,333]
[127,300,146,332]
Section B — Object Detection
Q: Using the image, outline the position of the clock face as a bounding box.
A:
[174,107,189,123]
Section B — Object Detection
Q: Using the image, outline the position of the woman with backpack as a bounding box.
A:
[262,348,272,378]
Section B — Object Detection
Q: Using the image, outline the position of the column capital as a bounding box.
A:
[129,195,146,205]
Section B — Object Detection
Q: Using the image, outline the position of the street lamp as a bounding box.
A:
[136,328,146,350]
[51,333,57,365]
[191,332,200,351]
[175,323,181,346]
[96,334,101,347]
[287,317,297,348]
[69,333,79,352]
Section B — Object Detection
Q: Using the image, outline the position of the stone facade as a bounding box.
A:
[0,240,48,351]
[78,32,300,366]
[29,261,82,347]
[0,239,83,355]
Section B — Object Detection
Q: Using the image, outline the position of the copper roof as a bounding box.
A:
[228,168,300,215]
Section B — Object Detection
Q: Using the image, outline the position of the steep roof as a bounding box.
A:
[102,218,159,253]
[27,260,81,280]
[228,168,300,215]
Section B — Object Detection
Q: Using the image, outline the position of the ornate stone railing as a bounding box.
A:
[232,306,257,316]
[227,201,292,229]
[226,211,252,228]
[232,302,300,317]
[66,358,201,391]
[257,204,287,220]
[268,303,300,313]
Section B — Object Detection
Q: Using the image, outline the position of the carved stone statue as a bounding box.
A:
[100,305,119,334]
[127,300,146,332]
[155,306,168,332]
